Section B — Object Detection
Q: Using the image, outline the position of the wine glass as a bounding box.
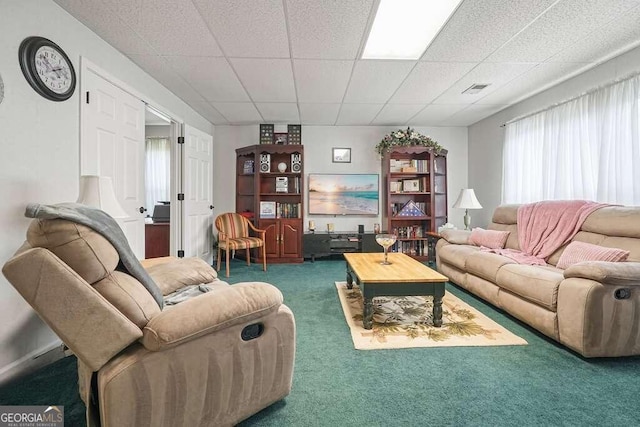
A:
[375,233,397,265]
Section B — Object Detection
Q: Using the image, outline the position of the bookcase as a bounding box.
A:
[236,144,304,263]
[381,146,448,261]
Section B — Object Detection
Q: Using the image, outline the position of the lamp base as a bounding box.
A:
[463,209,471,231]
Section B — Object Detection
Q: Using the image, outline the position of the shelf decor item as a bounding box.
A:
[259,124,274,144]
[375,127,442,155]
[287,124,302,144]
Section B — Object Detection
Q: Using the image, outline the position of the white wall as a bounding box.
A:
[213,125,468,233]
[145,125,171,138]
[0,0,213,381]
[468,44,640,228]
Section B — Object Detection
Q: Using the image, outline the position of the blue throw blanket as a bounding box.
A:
[25,202,164,308]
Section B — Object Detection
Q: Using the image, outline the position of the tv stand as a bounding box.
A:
[303,232,383,262]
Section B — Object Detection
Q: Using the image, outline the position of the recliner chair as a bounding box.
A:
[2,218,295,427]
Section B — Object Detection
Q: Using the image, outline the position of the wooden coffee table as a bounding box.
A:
[344,252,449,330]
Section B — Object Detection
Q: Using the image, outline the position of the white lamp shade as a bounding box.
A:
[77,175,129,219]
[453,189,482,210]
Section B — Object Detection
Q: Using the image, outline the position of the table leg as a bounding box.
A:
[433,294,443,327]
[346,262,354,289]
[363,297,373,329]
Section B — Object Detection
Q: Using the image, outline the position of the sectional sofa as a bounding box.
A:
[436,204,640,357]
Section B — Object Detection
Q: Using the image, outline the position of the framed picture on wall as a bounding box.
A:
[332,147,351,163]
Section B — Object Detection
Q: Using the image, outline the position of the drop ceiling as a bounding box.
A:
[54,0,640,127]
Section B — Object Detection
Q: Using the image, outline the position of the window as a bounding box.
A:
[502,74,640,205]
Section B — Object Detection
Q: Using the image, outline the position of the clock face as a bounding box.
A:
[34,45,74,95]
[19,36,76,101]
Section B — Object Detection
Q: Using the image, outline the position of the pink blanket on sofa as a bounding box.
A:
[488,200,606,265]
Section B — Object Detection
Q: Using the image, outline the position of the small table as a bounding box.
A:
[344,252,449,329]
[425,231,442,266]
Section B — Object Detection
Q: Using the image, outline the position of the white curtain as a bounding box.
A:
[145,137,170,212]
[503,74,640,205]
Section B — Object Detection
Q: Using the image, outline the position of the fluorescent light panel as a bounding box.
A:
[362,0,462,60]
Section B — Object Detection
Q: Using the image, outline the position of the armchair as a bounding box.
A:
[2,217,295,426]
[215,212,267,277]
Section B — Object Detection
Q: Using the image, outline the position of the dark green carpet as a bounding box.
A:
[2,259,640,426]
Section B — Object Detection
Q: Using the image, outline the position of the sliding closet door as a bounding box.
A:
[81,69,146,259]
[182,124,214,263]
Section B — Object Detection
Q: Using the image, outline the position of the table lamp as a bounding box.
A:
[76,175,129,218]
[452,188,482,230]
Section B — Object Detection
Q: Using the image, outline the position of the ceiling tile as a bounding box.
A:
[422,0,557,62]
[371,104,425,126]
[255,103,300,123]
[192,0,290,58]
[547,5,640,64]
[475,62,589,105]
[299,104,341,125]
[294,60,354,103]
[486,0,639,63]
[54,0,153,55]
[433,63,536,104]
[163,56,248,102]
[439,104,508,126]
[189,100,229,125]
[336,104,384,125]
[230,58,296,102]
[407,104,468,126]
[134,0,222,56]
[128,54,204,103]
[343,61,415,103]
[287,0,374,59]
[102,0,143,28]
[211,102,262,124]
[390,62,477,104]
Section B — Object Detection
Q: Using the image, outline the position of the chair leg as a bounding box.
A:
[225,247,230,278]
[246,248,251,266]
[262,244,267,272]
[216,246,221,272]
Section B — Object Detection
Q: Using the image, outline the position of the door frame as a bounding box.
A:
[80,57,184,257]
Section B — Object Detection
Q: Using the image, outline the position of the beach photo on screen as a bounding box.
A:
[308,174,379,215]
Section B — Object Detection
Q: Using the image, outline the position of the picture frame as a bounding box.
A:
[332,147,351,163]
[259,201,276,219]
[274,133,288,145]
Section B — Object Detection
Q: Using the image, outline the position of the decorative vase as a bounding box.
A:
[278,162,287,173]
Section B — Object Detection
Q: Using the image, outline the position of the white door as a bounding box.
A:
[81,69,146,258]
[182,124,214,263]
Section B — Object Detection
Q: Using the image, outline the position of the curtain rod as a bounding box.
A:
[499,70,640,127]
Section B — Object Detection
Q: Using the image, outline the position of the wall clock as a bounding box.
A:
[19,36,76,101]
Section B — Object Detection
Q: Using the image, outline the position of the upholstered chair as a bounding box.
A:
[215,212,267,277]
[2,218,295,426]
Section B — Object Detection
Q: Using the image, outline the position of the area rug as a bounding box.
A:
[335,282,527,350]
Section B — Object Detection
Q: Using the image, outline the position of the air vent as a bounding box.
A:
[462,84,490,95]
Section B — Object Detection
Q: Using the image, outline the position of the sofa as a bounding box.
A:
[2,218,296,426]
[436,204,640,358]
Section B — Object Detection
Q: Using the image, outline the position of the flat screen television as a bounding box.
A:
[308,174,379,215]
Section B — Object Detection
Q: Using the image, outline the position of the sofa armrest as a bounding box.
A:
[563,261,640,286]
[440,229,471,245]
[141,282,283,351]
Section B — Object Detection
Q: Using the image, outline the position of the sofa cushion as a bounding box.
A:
[437,244,480,270]
[469,228,510,249]
[556,241,630,269]
[465,251,515,283]
[27,219,118,285]
[440,229,471,245]
[94,271,161,328]
[496,264,564,311]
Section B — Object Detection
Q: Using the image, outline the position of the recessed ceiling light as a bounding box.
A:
[362,0,462,60]
[462,84,490,95]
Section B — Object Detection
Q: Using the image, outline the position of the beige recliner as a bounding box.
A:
[2,218,296,426]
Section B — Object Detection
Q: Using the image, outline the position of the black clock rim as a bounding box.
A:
[19,36,76,102]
